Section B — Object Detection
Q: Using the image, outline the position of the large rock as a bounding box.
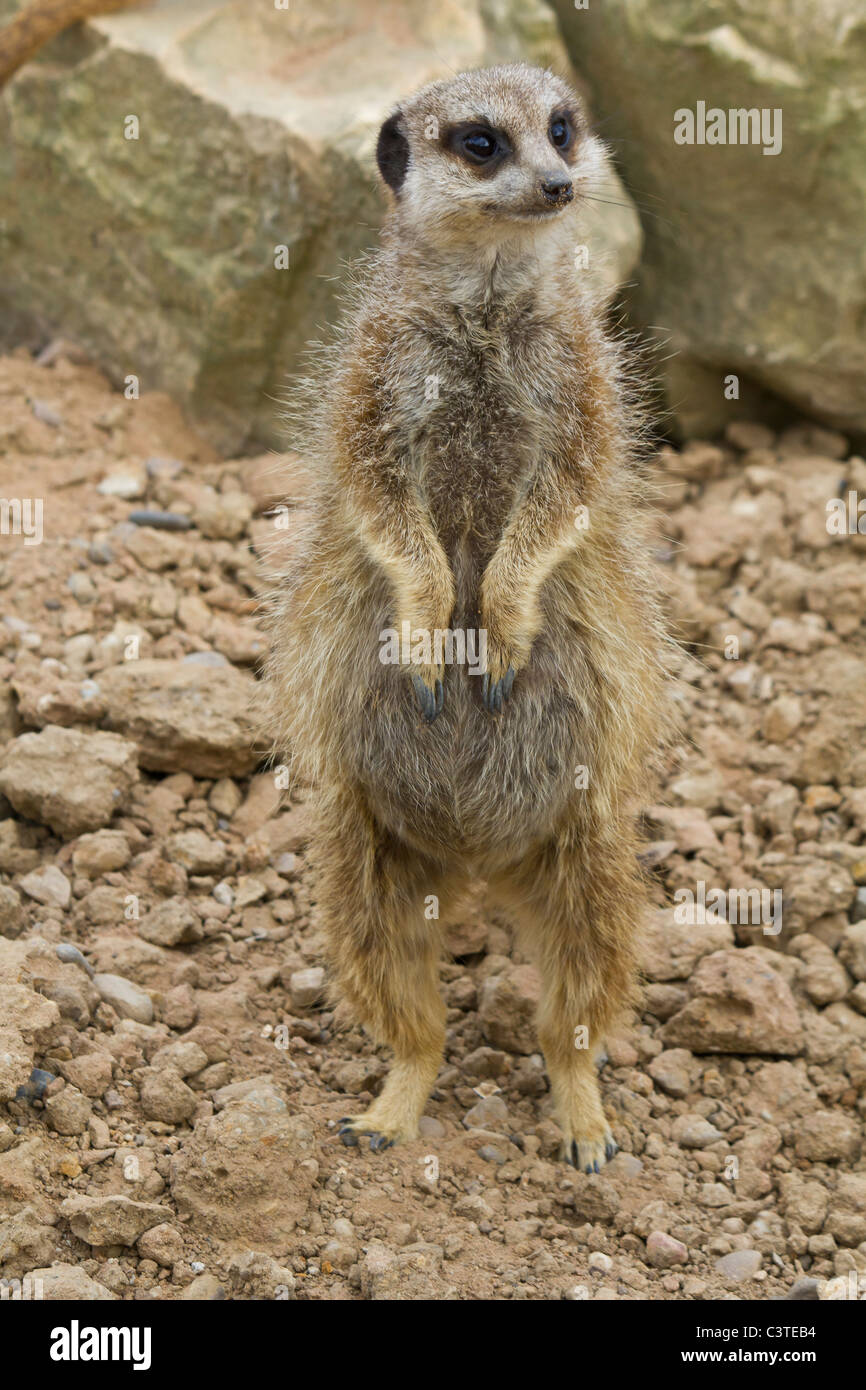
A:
[170,1083,318,1247]
[639,907,734,982]
[0,727,138,837]
[99,658,260,776]
[61,1194,171,1247]
[661,947,804,1055]
[28,1263,117,1300]
[479,964,541,1054]
[0,0,639,452]
[554,0,866,437]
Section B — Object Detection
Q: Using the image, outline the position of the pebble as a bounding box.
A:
[588,1251,612,1273]
[128,508,191,530]
[646,1231,688,1268]
[45,1086,92,1135]
[56,943,95,977]
[19,865,71,909]
[289,966,325,1009]
[145,455,184,479]
[15,1067,55,1102]
[93,972,154,1024]
[672,1114,724,1149]
[98,471,146,500]
[715,1250,762,1281]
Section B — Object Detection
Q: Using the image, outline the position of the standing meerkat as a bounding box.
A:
[264,63,669,1172]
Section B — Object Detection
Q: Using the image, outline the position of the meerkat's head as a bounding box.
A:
[375,64,604,250]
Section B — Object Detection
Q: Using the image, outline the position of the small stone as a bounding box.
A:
[56,942,95,977]
[478,964,541,1054]
[181,1273,226,1300]
[45,1086,92,1135]
[463,1095,509,1129]
[209,778,242,817]
[672,1114,723,1149]
[136,1222,184,1267]
[795,1111,861,1163]
[0,884,25,938]
[588,1251,612,1273]
[418,1116,446,1140]
[151,1041,208,1077]
[289,966,325,1009]
[72,830,131,877]
[646,1231,688,1268]
[647,1048,695,1098]
[140,1067,197,1124]
[128,509,192,531]
[661,948,803,1055]
[167,830,227,876]
[59,1053,113,1098]
[139,897,202,948]
[98,471,146,500]
[19,865,71,909]
[93,972,153,1024]
[761,695,803,743]
[715,1250,762,1281]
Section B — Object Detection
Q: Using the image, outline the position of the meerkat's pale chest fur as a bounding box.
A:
[264,63,668,1171]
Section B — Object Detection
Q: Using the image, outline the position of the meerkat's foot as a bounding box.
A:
[336,1054,438,1151]
[481,665,515,713]
[549,1066,617,1173]
[410,672,444,723]
[561,1128,618,1174]
[338,1118,396,1152]
[337,1107,417,1152]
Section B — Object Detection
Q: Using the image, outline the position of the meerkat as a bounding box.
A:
[264,63,669,1172]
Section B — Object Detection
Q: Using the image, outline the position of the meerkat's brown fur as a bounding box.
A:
[263,64,670,1171]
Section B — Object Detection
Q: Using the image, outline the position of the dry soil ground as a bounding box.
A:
[0,343,865,1301]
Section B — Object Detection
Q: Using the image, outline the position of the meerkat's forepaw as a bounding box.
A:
[481,665,515,713]
[561,1128,618,1175]
[410,671,444,723]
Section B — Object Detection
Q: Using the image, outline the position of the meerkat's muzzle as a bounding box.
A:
[539,176,574,208]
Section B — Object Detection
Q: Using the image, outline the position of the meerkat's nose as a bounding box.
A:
[540,177,574,206]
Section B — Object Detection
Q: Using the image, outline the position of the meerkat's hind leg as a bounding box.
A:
[316,792,451,1151]
[494,833,640,1172]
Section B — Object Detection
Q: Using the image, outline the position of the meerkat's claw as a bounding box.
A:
[562,1131,617,1174]
[411,675,444,723]
[337,1117,395,1152]
[482,666,515,714]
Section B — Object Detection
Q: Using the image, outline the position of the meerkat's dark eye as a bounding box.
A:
[550,117,572,150]
[461,129,499,162]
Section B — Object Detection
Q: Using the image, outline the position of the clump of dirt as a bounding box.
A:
[0,345,864,1301]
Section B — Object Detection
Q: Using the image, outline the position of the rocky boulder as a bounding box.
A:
[0,726,138,837]
[99,658,260,777]
[661,947,804,1055]
[170,1082,318,1247]
[0,0,639,452]
[554,0,866,438]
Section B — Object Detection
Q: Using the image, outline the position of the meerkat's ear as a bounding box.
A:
[376,110,410,194]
